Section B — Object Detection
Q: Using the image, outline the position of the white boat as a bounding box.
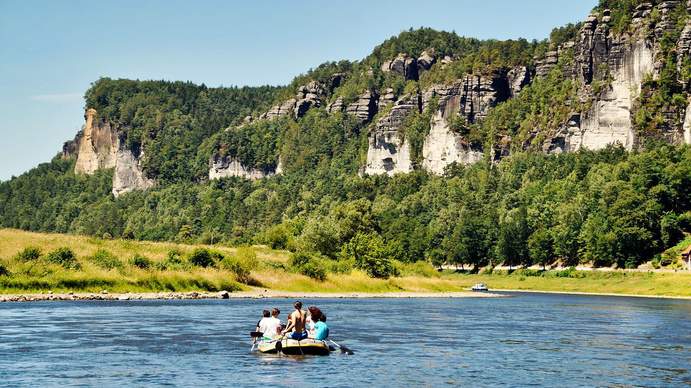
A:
[471,283,489,292]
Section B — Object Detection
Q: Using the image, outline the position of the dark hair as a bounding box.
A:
[319,314,326,322]
[271,308,280,316]
[262,309,270,318]
[294,301,302,309]
[308,306,322,321]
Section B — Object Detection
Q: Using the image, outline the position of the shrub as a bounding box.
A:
[0,261,9,276]
[46,247,80,270]
[553,267,584,278]
[189,248,214,268]
[15,246,42,262]
[258,224,290,249]
[289,251,327,281]
[220,247,258,283]
[130,254,152,269]
[89,249,123,270]
[156,249,190,271]
[395,260,438,277]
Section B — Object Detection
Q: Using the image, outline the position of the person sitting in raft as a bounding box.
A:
[308,307,329,341]
[255,310,270,339]
[281,301,308,340]
[259,308,282,340]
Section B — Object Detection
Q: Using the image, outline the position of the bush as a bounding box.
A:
[219,247,258,283]
[553,267,584,278]
[15,246,42,262]
[289,251,327,281]
[130,254,152,269]
[0,261,9,276]
[189,248,215,268]
[46,247,80,270]
[89,249,123,270]
[156,249,190,271]
[258,224,290,249]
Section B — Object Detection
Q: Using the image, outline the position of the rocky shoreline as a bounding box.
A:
[0,290,501,302]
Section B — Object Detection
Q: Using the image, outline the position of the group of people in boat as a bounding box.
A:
[255,301,329,341]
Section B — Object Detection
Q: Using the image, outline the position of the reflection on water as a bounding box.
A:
[1,293,690,387]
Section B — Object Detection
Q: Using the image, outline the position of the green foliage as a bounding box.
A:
[46,247,80,270]
[220,248,258,283]
[15,246,42,262]
[0,261,9,276]
[88,249,123,270]
[188,248,215,268]
[156,249,190,271]
[289,251,327,281]
[130,254,152,270]
[341,233,398,279]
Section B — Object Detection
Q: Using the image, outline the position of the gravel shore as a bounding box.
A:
[0,289,502,302]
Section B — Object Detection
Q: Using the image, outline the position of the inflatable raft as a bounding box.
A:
[257,338,332,356]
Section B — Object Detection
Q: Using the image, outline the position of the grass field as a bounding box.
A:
[1,228,690,297]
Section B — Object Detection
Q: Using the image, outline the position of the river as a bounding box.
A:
[1,293,689,387]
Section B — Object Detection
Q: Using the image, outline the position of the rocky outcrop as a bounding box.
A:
[684,99,691,144]
[209,156,278,180]
[417,49,436,73]
[112,149,154,197]
[678,18,691,89]
[422,73,510,124]
[294,81,325,118]
[507,66,531,97]
[69,109,154,197]
[364,96,418,175]
[261,98,296,120]
[381,53,418,80]
[346,90,379,123]
[422,111,483,174]
[74,109,118,174]
[535,50,559,78]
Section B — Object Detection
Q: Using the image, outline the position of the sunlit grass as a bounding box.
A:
[1,228,690,297]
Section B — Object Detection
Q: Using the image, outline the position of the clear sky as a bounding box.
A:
[0,0,597,181]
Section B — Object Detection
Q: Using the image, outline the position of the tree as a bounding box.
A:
[528,228,553,270]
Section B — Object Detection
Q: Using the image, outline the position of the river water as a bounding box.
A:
[1,293,690,387]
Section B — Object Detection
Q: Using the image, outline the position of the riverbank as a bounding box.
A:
[0,289,500,302]
[1,229,690,298]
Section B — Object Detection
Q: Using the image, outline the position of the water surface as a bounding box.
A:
[1,293,690,387]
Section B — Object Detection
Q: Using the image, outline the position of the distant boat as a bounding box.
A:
[471,283,489,292]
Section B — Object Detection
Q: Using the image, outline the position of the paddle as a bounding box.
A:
[328,339,354,355]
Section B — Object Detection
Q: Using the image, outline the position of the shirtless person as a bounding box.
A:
[281,301,308,340]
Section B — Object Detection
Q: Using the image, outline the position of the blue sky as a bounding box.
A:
[0,0,597,181]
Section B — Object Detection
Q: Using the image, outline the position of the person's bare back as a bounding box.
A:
[291,309,306,333]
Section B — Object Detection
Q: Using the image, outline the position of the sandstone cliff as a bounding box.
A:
[66,109,154,197]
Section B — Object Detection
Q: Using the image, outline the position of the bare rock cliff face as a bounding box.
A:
[112,149,154,197]
[364,96,417,176]
[71,108,154,197]
[570,41,654,151]
[74,109,118,174]
[209,156,278,180]
[422,111,483,175]
[684,98,691,144]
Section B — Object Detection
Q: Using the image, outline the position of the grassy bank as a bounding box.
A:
[1,229,690,297]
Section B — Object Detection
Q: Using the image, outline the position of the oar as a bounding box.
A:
[328,339,354,355]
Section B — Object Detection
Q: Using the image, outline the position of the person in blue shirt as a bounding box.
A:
[307,306,329,341]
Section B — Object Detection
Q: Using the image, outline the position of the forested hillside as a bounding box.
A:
[2,0,690,276]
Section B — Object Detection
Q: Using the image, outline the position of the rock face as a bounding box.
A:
[346,90,379,123]
[422,111,483,174]
[364,96,418,175]
[507,66,531,97]
[74,109,118,174]
[381,53,418,80]
[422,73,510,124]
[209,156,277,180]
[684,99,691,145]
[112,149,154,197]
[417,49,436,73]
[71,108,154,197]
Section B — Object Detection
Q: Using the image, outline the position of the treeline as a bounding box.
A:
[2,144,689,274]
